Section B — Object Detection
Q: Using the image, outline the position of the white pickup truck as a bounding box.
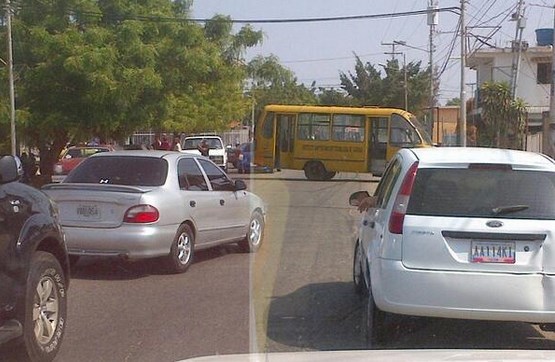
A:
[181,135,227,172]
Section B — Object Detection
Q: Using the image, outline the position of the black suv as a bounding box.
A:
[0,155,69,361]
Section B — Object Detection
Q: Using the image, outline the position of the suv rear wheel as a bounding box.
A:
[362,288,388,349]
[20,251,67,361]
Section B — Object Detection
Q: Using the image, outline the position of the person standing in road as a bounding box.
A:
[197,139,209,157]
[159,135,171,151]
[172,136,182,152]
[152,136,162,150]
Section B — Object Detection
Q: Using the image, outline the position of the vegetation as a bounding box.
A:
[246,55,316,120]
[479,82,527,149]
[339,55,432,118]
[0,0,261,177]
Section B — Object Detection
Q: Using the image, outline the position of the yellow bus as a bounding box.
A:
[253,104,433,180]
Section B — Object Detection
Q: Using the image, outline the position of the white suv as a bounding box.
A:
[350,147,555,347]
[181,135,227,171]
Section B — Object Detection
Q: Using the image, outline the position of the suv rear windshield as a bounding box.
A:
[407,168,555,219]
[183,138,223,150]
[64,156,168,186]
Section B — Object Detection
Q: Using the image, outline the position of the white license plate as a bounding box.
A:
[471,241,515,264]
[76,204,100,220]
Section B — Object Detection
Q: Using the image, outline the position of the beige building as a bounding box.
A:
[431,106,459,146]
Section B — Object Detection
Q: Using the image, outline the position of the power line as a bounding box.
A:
[281,52,383,64]
[68,6,460,24]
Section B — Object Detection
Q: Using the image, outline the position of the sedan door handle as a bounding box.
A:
[220,199,225,206]
[190,201,196,207]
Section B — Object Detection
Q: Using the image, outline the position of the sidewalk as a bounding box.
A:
[228,167,379,182]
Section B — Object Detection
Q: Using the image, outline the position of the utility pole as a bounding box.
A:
[384,50,408,111]
[6,0,16,156]
[381,41,399,61]
[459,0,467,147]
[549,4,555,157]
[510,0,526,99]
[428,0,438,137]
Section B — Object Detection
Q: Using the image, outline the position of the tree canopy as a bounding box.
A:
[0,0,262,176]
[339,55,432,117]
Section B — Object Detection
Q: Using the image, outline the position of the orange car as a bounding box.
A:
[52,145,114,182]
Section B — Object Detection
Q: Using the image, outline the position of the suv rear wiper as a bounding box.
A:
[492,205,529,215]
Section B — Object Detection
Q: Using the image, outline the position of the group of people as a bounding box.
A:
[151,135,210,156]
[151,135,181,151]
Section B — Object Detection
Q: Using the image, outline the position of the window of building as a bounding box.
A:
[538,63,551,85]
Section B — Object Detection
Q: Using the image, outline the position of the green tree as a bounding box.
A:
[446,98,461,106]
[479,81,527,149]
[246,55,316,119]
[0,1,261,179]
[316,88,354,106]
[339,55,432,117]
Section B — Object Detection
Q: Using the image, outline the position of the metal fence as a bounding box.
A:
[129,129,251,149]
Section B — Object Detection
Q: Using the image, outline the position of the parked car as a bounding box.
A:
[0,155,69,361]
[52,145,114,183]
[350,147,555,347]
[42,150,266,273]
[182,135,227,172]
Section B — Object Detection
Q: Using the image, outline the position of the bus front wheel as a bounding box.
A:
[304,161,330,181]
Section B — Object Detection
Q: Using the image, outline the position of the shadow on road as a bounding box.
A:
[70,243,244,281]
[266,282,555,351]
[266,282,364,351]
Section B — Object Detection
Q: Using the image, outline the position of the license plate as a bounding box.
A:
[76,204,100,220]
[471,241,515,264]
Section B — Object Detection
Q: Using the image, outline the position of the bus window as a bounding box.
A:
[262,112,275,139]
[298,113,330,141]
[390,114,422,147]
[332,114,365,142]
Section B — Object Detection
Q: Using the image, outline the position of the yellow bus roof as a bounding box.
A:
[262,104,414,117]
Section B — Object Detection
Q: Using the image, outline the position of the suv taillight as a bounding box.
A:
[124,205,159,223]
[389,162,419,234]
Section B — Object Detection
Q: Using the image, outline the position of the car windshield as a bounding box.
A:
[183,138,223,150]
[64,147,110,159]
[64,156,168,186]
[408,168,555,219]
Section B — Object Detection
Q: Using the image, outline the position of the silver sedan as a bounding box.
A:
[42,150,266,273]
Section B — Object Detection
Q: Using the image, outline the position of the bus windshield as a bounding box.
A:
[410,115,433,145]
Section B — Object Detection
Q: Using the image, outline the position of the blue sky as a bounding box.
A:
[192,0,555,105]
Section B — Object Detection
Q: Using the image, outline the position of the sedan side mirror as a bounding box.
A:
[349,191,370,207]
[234,179,247,191]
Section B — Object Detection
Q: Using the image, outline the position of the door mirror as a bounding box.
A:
[349,191,370,207]
[0,155,22,184]
[234,179,247,191]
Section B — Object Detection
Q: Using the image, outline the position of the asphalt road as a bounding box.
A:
[5,169,555,361]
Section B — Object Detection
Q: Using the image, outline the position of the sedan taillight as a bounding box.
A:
[124,205,159,223]
[389,161,419,234]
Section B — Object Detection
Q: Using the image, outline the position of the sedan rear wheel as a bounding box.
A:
[166,224,195,274]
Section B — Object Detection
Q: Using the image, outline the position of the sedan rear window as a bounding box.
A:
[407,168,555,219]
[64,156,168,186]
